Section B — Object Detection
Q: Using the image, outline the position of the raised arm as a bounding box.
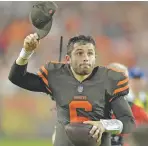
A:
[8,33,52,95]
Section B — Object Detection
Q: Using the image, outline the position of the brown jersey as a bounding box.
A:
[9,61,134,146]
[38,62,129,125]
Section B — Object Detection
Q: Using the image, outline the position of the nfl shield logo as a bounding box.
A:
[77,85,83,93]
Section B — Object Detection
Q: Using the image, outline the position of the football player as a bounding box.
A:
[8,34,135,146]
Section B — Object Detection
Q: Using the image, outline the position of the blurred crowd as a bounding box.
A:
[0,1,148,142]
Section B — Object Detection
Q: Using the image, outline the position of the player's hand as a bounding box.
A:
[23,33,39,52]
[83,121,105,144]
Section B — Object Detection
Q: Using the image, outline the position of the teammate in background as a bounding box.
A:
[8,34,135,146]
[108,63,148,146]
[128,67,148,111]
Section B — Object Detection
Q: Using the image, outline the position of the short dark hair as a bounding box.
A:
[67,35,96,56]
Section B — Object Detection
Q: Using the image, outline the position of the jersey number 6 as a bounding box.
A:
[69,101,92,122]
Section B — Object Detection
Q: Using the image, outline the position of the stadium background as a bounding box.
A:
[0,1,148,146]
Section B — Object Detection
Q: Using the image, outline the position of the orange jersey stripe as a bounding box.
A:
[37,71,48,86]
[113,85,129,95]
[117,78,128,86]
[41,66,48,76]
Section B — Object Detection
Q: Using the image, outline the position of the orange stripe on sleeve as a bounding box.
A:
[37,71,52,94]
[37,71,48,86]
[113,85,129,95]
[117,78,128,86]
[41,66,48,76]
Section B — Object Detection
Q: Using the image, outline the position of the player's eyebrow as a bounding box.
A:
[75,49,84,52]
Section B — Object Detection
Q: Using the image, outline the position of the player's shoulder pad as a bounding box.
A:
[107,67,127,81]
[106,67,129,97]
[45,61,66,71]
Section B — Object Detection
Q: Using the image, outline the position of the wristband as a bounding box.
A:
[100,119,123,134]
[19,48,34,60]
